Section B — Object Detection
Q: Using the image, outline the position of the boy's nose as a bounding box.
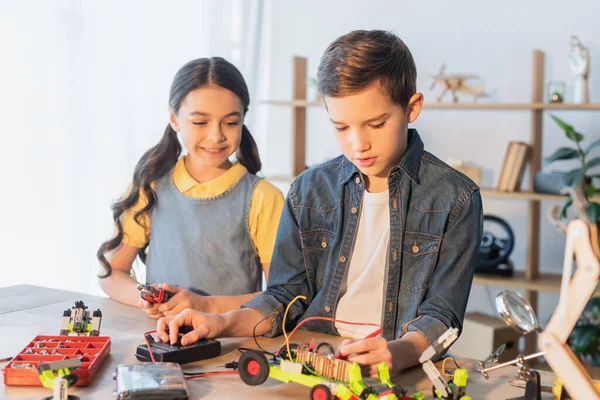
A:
[351,131,370,152]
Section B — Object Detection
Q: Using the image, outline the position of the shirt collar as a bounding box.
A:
[173,156,247,197]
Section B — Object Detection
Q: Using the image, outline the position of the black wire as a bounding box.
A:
[316,342,335,356]
[251,309,278,356]
[237,347,274,357]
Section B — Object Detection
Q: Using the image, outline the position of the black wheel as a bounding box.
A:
[238,350,270,386]
[310,384,332,400]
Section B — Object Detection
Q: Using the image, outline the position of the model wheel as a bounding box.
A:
[239,350,270,386]
[310,384,332,400]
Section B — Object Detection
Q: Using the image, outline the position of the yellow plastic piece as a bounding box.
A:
[348,362,367,396]
[269,365,323,388]
[459,396,472,400]
[336,384,355,400]
[453,368,468,387]
[377,362,395,388]
[39,367,71,389]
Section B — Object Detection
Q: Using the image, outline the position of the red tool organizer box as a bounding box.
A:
[2,335,111,387]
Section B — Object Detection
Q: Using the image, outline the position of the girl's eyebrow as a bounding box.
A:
[189,111,242,118]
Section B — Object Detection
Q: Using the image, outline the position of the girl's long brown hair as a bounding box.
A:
[97,57,261,278]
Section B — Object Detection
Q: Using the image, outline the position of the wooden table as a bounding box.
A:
[0,285,556,399]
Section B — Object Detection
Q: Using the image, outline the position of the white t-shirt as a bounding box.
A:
[335,189,389,338]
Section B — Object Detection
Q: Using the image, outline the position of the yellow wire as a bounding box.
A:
[282,295,306,361]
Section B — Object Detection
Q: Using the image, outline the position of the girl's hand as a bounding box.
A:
[336,337,394,378]
[156,309,226,346]
[156,283,211,316]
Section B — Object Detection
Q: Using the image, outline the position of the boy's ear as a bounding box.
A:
[406,92,424,124]
[169,108,180,132]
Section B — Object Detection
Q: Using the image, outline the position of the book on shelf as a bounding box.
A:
[497,141,530,192]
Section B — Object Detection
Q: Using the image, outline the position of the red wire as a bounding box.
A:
[185,371,239,379]
[286,317,381,344]
[143,330,157,363]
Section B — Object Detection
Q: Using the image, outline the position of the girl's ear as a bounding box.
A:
[169,108,180,132]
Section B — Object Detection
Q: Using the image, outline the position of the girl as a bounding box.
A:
[97,57,283,319]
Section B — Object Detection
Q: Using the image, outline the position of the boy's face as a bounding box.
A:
[323,81,423,192]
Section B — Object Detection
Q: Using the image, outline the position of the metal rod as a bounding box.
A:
[480,352,545,374]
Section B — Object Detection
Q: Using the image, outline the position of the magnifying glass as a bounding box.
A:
[495,290,543,335]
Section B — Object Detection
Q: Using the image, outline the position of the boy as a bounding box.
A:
[156,30,482,376]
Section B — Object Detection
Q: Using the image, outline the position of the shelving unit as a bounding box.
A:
[261,52,600,354]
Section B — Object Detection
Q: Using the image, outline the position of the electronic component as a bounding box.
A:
[114,363,189,400]
[135,338,221,364]
[137,283,173,304]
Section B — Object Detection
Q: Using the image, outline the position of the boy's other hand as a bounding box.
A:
[156,283,210,315]
[337,337,393,378]
[156,309,225,346]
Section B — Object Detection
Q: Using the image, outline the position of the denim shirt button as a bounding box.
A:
[325,306,331,313]
[351,207,358,214]
[355,177,361,184]
[339,256,347,262]
[412,242,419,253]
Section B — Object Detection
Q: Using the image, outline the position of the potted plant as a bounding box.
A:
[544,114,600,366]
[544,114,600,218]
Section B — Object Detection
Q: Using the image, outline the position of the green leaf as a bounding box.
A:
[585,138,600,156]
[564,167,587,186]
[584,183,596,199]
[551,114,575,135]
[592,302,600,319]
[570,325,597,352]
[560,196,572,219]
[545,147,580,163]
[588,203,600,224]
[587,156,600,169]
[567,131,585,143]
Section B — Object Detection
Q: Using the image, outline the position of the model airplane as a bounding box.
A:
[430,64,488,103]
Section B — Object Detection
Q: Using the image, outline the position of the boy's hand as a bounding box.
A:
[156,309,226,346]
[156,284,210,315]
[337,337,394,378]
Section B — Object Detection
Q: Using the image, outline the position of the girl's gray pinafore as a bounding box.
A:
[145,168,262,296]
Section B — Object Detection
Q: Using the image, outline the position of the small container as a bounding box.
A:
[548,81,565,103]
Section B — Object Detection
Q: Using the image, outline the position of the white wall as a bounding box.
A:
[0,0,257,292]
[256,0,600,325]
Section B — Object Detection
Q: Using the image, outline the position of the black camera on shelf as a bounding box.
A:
[476,215,514,277]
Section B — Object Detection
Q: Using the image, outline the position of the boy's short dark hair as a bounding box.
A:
[317,30,417,109]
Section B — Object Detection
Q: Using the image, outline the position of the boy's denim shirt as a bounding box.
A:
[243,129,483,345]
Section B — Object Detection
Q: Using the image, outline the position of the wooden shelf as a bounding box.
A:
[536,103,600,110]
[424,103,533,110]
[261,100,600,111]
[481,189,600,203]
[473,271,562,292]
